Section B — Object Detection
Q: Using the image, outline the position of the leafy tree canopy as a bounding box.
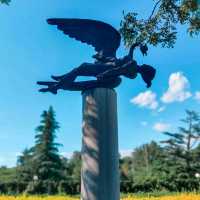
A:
[120,0,200,48]
[0,0,11,5]
[67,151,81,182]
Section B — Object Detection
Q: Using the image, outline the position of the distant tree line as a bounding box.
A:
[0,108,200,195]
[120,110,200,193]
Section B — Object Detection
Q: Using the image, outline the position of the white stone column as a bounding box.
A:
[81,88,120,200]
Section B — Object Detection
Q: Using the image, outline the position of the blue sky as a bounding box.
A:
[0,0,199,167]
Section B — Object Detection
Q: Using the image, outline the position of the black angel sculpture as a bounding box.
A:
[37,18,156,94]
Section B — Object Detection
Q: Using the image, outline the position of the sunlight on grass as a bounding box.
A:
[0,193,200,200]
[122,193,200,199]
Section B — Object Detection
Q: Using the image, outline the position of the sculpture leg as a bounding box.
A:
[62,77,122,91]
[37,77,122,93]
[52,63,113,82]
[38,63,117,93]
[51,67,80,82]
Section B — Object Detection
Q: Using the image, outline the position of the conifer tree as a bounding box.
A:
[160,110,200,190]
[162,110,200,170]
[33,106,64,181]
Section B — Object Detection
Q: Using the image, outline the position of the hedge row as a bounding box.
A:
[0,180,80,195]
[120,178,200,193]
[0,178,199,195]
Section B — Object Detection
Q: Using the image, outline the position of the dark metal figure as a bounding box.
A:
[37,19,156,94]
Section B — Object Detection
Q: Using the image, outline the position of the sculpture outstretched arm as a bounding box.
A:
[128,43,148,59]
[128,43,140,59]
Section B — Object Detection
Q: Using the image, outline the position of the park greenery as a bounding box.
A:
[0,107,200,195]
[0,0,199,196]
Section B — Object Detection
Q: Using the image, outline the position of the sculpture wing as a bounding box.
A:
[47,18,121,57]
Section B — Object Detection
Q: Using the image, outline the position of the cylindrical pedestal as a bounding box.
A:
[81,88,120,200]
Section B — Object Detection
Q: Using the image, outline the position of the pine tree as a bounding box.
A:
[162,110,200,170]
[160,110,200,190]
[32,106,64,181]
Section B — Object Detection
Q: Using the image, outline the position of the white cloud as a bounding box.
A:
[15,152,22,157]
[130,90,158,110]
[153,122,171,132]
[194,91,200,102]
[141,121,148,126]
[60,152,73,158]
[161,72,192,103]
[158,106,166,113]
[119,149,132,157]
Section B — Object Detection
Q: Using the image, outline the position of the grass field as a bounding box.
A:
[0,194,200,200]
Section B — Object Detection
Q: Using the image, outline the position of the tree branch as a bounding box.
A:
[148,0,162,20]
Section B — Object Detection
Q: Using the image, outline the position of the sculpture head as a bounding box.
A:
[139,64,156,88]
